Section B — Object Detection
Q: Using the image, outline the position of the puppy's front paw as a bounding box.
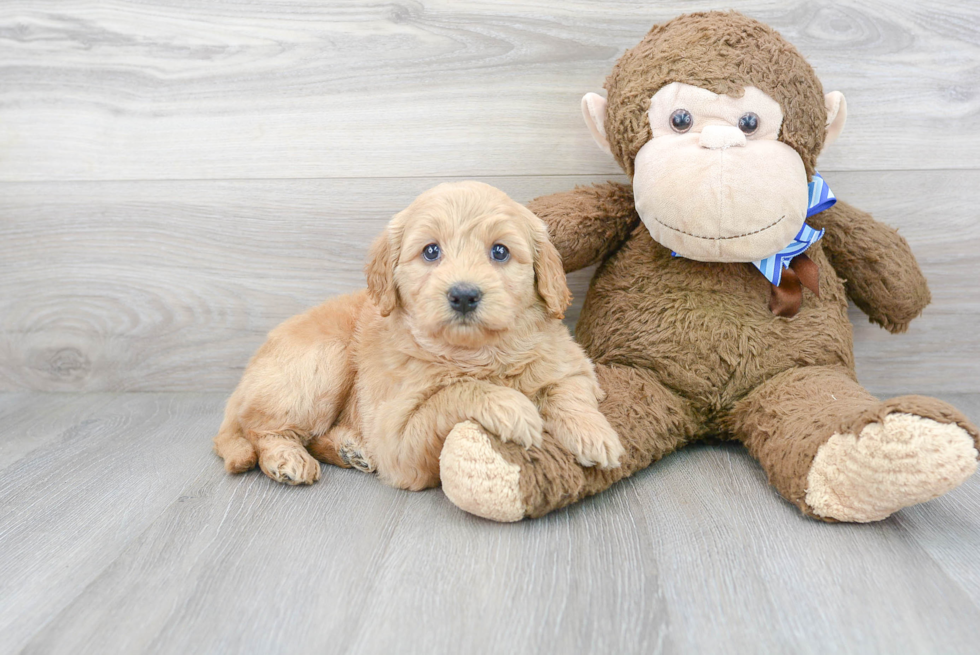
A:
[562,415,625,469]
[483,389,543,450]
[501,406,544,450]
[259,442,321,485]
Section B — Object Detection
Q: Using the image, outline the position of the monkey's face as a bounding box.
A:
[631,83,809,262]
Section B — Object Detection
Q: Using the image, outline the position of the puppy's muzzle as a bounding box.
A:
[447,283,482,316]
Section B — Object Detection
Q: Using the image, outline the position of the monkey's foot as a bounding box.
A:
[805,413,978,522]
[440,421,525,522]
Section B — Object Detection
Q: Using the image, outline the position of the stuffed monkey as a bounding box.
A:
[438,11,979,522]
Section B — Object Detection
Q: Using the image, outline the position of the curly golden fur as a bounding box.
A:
[213,181,623,490]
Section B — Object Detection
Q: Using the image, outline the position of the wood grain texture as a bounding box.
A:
[898,393,980,609]
[0,393,223,654]
[0,174,601,392]
[0,390,976,654]
[0,393,118,471]
[621,443,980,654]
[1,171,977,394]
[0,0,978,181]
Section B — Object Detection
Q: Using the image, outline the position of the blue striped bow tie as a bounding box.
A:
[752,171,836,286]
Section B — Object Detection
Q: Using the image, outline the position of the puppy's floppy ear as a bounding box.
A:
[365,224,401,317]
[527,209,572,319]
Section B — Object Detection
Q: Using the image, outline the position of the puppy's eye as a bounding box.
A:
[670,109,693,133]
[738,112,759,135]
[422,243,441,262]
[490,244,510,262]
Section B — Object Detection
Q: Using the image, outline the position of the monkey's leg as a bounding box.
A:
[440,364,699,521]
[727,365,979,522]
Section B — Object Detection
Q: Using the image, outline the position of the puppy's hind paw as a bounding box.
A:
[259,443,321,485]
[339,442,376,473]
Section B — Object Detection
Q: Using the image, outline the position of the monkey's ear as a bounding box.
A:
[581,93,613,156]
[822,91,847,153]
[365,226,401,317]
[528,212,572,319]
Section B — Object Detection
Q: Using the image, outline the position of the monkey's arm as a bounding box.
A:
[809,199,931,334]
[527,182,641,273]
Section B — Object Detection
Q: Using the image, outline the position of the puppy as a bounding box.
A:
[213,181,624,491]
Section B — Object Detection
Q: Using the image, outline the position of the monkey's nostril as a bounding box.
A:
[447,284,482,315]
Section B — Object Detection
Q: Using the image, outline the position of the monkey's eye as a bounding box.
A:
[738,112,759,135]
[670,109,693,133]
[422,243,441,262]
[490,243,510,262]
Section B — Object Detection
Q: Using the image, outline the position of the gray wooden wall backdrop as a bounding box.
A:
[1,0,978,395]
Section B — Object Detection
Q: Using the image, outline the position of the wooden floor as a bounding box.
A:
[3,0,980,653]
[0,392,978,654]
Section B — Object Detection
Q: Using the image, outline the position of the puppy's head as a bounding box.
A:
[366,181,570,349]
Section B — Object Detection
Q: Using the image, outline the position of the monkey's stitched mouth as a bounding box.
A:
[648,214,786,240]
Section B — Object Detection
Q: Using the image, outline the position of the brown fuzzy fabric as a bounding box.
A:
[726,365,877,519]
[522,183,976,519]
[605,11,827,178]
[526,182,640,273]
[576,225,854,411]
[854,395,980,448]
[808,200,931,333]
[729,370,980,520]
[476,10,978,522]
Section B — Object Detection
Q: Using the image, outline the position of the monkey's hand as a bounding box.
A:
[527,182,640,273]
[809,199,931,333]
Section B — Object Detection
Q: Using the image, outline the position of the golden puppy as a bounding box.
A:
[213,181,623,491]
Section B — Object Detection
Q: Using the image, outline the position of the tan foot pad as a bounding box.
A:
[440,421,525,523]
[806,413,978,522]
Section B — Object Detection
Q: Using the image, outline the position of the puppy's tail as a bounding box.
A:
[213,400,257,474]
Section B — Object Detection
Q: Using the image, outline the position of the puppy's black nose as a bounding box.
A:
[447,284,482,315]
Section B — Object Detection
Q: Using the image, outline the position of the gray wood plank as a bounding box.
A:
[627,392,980,654]
[348,389,980,654]
[339,490,667,655]
[0,0,978,181]
[20,464,420,655]
[623,443,980,654]
[0,175,603,392]
[0,392,118,472]
[13,392,980,655]
[0,392,225,655]
[1,170,977,393]
[894,393,980,608]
